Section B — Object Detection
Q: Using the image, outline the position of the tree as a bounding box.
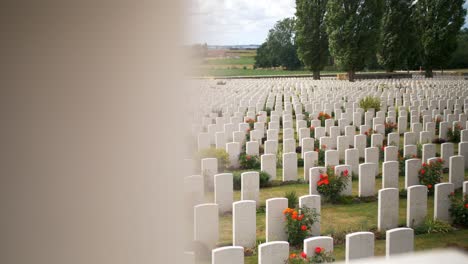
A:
[413,0,466,77]
[295,0,329,79]
[254,42,277,68]
[325,0,384,81]
[254,18,302,70]
[378,0,413,72]
[447,28,468,69]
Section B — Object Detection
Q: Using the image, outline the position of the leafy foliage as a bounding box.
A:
[325,0,384,81]
[378,0,414,72]
[414,219,454,234]
[359,96,381,112]
[418,158,444,195]
[287,248,335,263]
[197,148,230,171]
[316,166,350,203]
[254,18,302,70]
[449,193,468,227]
[413,0,466,77]
[283,207,320,247]
[285,190,299,208]
[239,153,261,170]
[295,0,329,79]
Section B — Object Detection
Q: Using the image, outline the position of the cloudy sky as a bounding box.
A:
[187,0,468,46]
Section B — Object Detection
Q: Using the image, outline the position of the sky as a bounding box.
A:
[187,0,468,46]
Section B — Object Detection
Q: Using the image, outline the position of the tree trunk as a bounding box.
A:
[348,70,355,82]
[425,68,433,78]
[313,70,320,80]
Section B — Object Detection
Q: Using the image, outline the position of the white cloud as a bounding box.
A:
[186,0,468,45]
[187,0,296,45]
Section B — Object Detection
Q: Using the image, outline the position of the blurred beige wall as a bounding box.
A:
[0,2,189,264]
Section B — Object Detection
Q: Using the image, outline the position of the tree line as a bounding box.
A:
[254,0,467,81]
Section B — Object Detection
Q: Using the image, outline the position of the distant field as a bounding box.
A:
[198,49,468,77]
[202,68,329,77]
[204,57,255,65]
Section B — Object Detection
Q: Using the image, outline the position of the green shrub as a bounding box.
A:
[259,171,272,188]
[197,148,230,171]
[414,219,454,234]
[449,193,468,227]
[285,190,299,208]
[358,96,381,112]
[447,123,462,143]
[233,172,242,190]
[239,153,261,169]
[283,207,320,248]
[418,158,444,195]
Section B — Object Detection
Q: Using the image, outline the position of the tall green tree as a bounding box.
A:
[254,42,278,68]
[325,0,384,81]
[254,18,302,70]
[447,28,468,69]
[414,0,466,77]
[295,0,329,79]
[378,0,413,72]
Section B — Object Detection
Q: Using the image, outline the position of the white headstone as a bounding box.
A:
[434,183,454,223]
[214,173,233,213]
[194,203,219,250]
[449,155,465,189]
[304,236,333,257]
[405,159,421,189]
[212,246,244,264]
[266,198,288,242]
[407,185,427,228]
[282,152,298,181]
[378,188,399,231]
[233,200,256,248]
[241,172,259,204]
[299,195,321,236]
[345,232,375,261]
[258,241,289,264]
[359,163,376,197]
[261,154,276,181]
[386,228,414,257]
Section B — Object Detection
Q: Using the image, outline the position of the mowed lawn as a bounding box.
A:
[203,169,468,264]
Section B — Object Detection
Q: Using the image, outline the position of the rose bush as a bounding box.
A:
[316,166,349,203]
[283,207,319,247]
[418,158,443,195]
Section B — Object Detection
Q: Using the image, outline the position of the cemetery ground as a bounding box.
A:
[190,77,468,264]
[205,168,468,263]
[198,130,468,263]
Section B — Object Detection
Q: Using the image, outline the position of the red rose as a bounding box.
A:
[298,214,304,221]
[324,179,330,185]
[465,204,468,209]
[301,225,307,231]
[420,169,425,175]
[315,247,322,254]
[343,169,349,177]
[427,184,432,189]
[301,252,307,259]
[422,162,427,167]
[438,158,443,163]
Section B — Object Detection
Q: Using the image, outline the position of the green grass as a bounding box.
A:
[207,165,468,264]
[199,123,468,264]
[201,68,343,77]
[204,57,255,65]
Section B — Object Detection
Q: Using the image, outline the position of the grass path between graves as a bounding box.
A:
[206,171,468,263]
